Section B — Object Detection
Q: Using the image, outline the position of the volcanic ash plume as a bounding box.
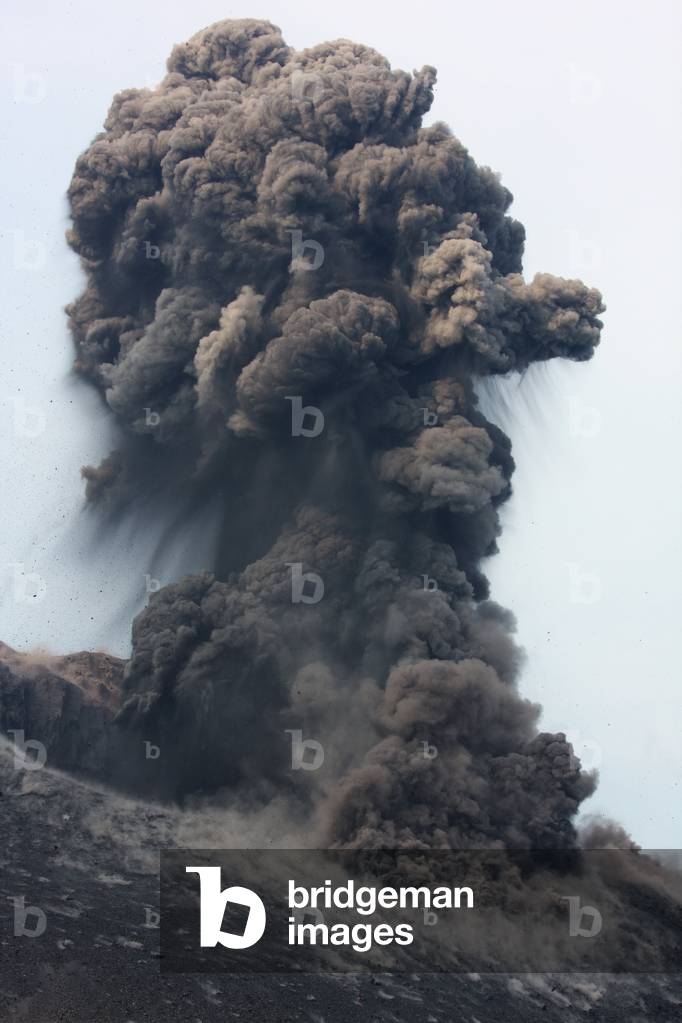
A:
[65,18,604,848]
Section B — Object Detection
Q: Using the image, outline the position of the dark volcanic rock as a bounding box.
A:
[0,654,680,1020]
[0,643,124,778]
[1,745,681,1022]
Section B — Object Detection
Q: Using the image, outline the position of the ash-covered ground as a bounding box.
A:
[2,738,681,1023]
[1,650,681,1022]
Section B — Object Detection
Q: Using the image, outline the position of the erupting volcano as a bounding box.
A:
[59,17,607,846]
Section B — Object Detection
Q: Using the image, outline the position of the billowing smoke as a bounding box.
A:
[66,18,604,848]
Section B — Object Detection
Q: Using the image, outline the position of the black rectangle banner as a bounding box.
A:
[159,848,682,974]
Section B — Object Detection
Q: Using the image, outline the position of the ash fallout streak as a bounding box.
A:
[65,17,604,848]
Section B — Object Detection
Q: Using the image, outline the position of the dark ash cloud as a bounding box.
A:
[65,18,605,848]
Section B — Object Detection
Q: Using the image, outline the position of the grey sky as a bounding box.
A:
[1,0,680,846]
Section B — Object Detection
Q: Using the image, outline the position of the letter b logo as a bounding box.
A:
[287,229,324,271]
[11,896,46,937]
[286,729,325,771]
[286,396,324,437]
[287,562,324,604]
[7,729,46,770]
[562,896,602,938]
[185,867,266,949]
